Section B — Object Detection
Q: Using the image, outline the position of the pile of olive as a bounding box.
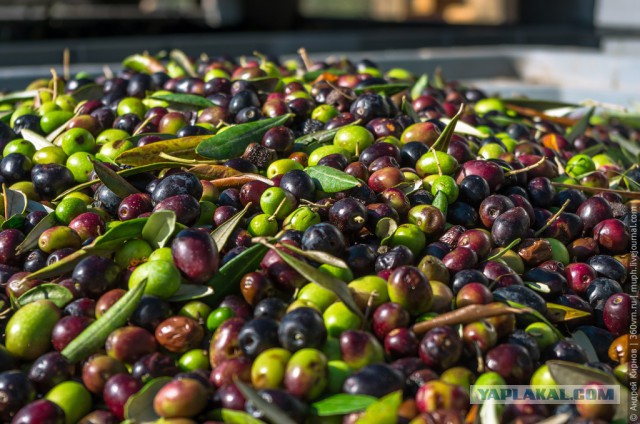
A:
[0,50,635,424]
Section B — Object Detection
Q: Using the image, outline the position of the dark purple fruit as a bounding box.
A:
[105,326,157,364]
[153,194,201,226]
[82,354,128,394]
[342,363,404,398]
[11,399,65,424]
[278,307,326,352]
[151,172,203,204]
[238,318,280,358]
[419,326,463,369]
[72,255,120,298]
[604,293,632,337]
[103,373,142,420]
[171,228,219,283]
[491,207,530,247]
[485,344,534,384]
[27,352,73,393]
[0,370,36,421]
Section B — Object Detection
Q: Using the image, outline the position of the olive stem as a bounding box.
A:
[50,68,59,102]
[253,51,267,67]
[297,47,313,72]
[63,48,70,81]
[158,152,219,165]
[102,65,114,80]
[431,150,443,177]
[412,303,532,335]
[486,237,522,261]
[268,197,289,222]
[325,81,357,101]
[504,155,546,176]
[133,114,155,136]
[534,199,571,237]
[361,290,379,330]
[550,182,640,199]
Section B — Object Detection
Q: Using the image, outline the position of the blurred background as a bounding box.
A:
[1,0,640,105]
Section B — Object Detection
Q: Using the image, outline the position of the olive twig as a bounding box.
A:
[361,290,379,330]
[485,237,522,261]
[268,197,289,222]
[63,48,70,81]
[50,68,59,102]
[550,182,640,199]
[534,199,571,237]
[297,47,313,72]
[102,65,114,80]
[133,114,155,136]
[504,155,545,176]
[432,150,443,177]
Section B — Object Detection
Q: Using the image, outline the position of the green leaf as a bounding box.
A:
[219,409,267,424]
[20,249,89,282]
[431,104,464,153]
[611,133,640,161]
[3,185,27,219]
[234,379,298,424]
[566,106,595,143]
[502,98,579,111]
[123,132,175,145]
[440,117,487,138]
[411,73,429,100]
[294,120,361,153]
[116,135,209,166]
[169,49,196,78]
[546,302,592,323]
[305,165,361,193]
[92,160,140,199]
[547,359,619,385]
[375,217,397,246]
[124,377,171,422]
[122,54,167,74]
[188,164,242,180]
[571,330,599,363]
[142,210,176,249]
[62,279,147,363]
[311,394,376,416]
[71,84,104,102]
[1,214,26,230]
[0,90,38,105]
[88,218,148,251]
[0,109,14,123]
[17,284,74,308]
[211,202,252,251]
[26,200,54,213]
[353,83,409,96]
[355,390,402,424]
[271,246,364,320]
[54,162,184,201]
[479,399,502,424]
[244,76,281,93]
[196,114,293,160]
[401,97,419,123]
[150,93,214,110]
[432,190,448,217]
[206,244,268,304]
[16,212,57,255]
[279,243,349,270]
[168,284,215,302]
[21,128,55,150]
[488,115,534,128]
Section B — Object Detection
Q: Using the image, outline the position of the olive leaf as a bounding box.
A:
[0,89,39,105]
[71,84,104,102]
[570,330,599,363]
[432,67,445,90]
[211,202,252,251]
[611,133,640,162]
[410,73,429,100]
[214,409,267,424]
[479,399,502,424]
[123,377,171,423]
[546,302,592,323]
[375,217,397,246]
[440,116,487,138]
[432,190,448,217]
[122,54,167,74]
[211,174,274,190]
[92,160,140,198]
[401,97,419,123]
[279,243,349,270]
[431,103,464,153]
[0,109,13,123]
[168,285,214,303]
[54,162,184,201]
[245,76,281,93]
[19,249,89,282]
[305,165,361,193]
[26,200,54,213]
[267,244,364,320]
[150,93,214,110]
[502,98,579,111]
[88,217,148,251]
[566,106,595,144]
[3,185,27,219]
[141,210,176,249]
[20,128,55,150]
[206,244,268,305]
[234,379,298,424]
[188,164,241,180]
[124,132,175,145]
[196,114,294,160]
[355,390,402,424]
[62,279,147,363]
[169,49,197,78]
[1,214,26,230]
[547,359,621,387]
[353,83,409,96]
[17,284,74,308]
[16,212,57,255]
[311,394,376,416]
[294,120,361,153]
[116,136,210,166]
[488,115,534,128]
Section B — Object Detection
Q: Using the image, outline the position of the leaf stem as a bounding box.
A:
[486,237,522,261]
[505,156,546,176]
[534,199,571,237]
